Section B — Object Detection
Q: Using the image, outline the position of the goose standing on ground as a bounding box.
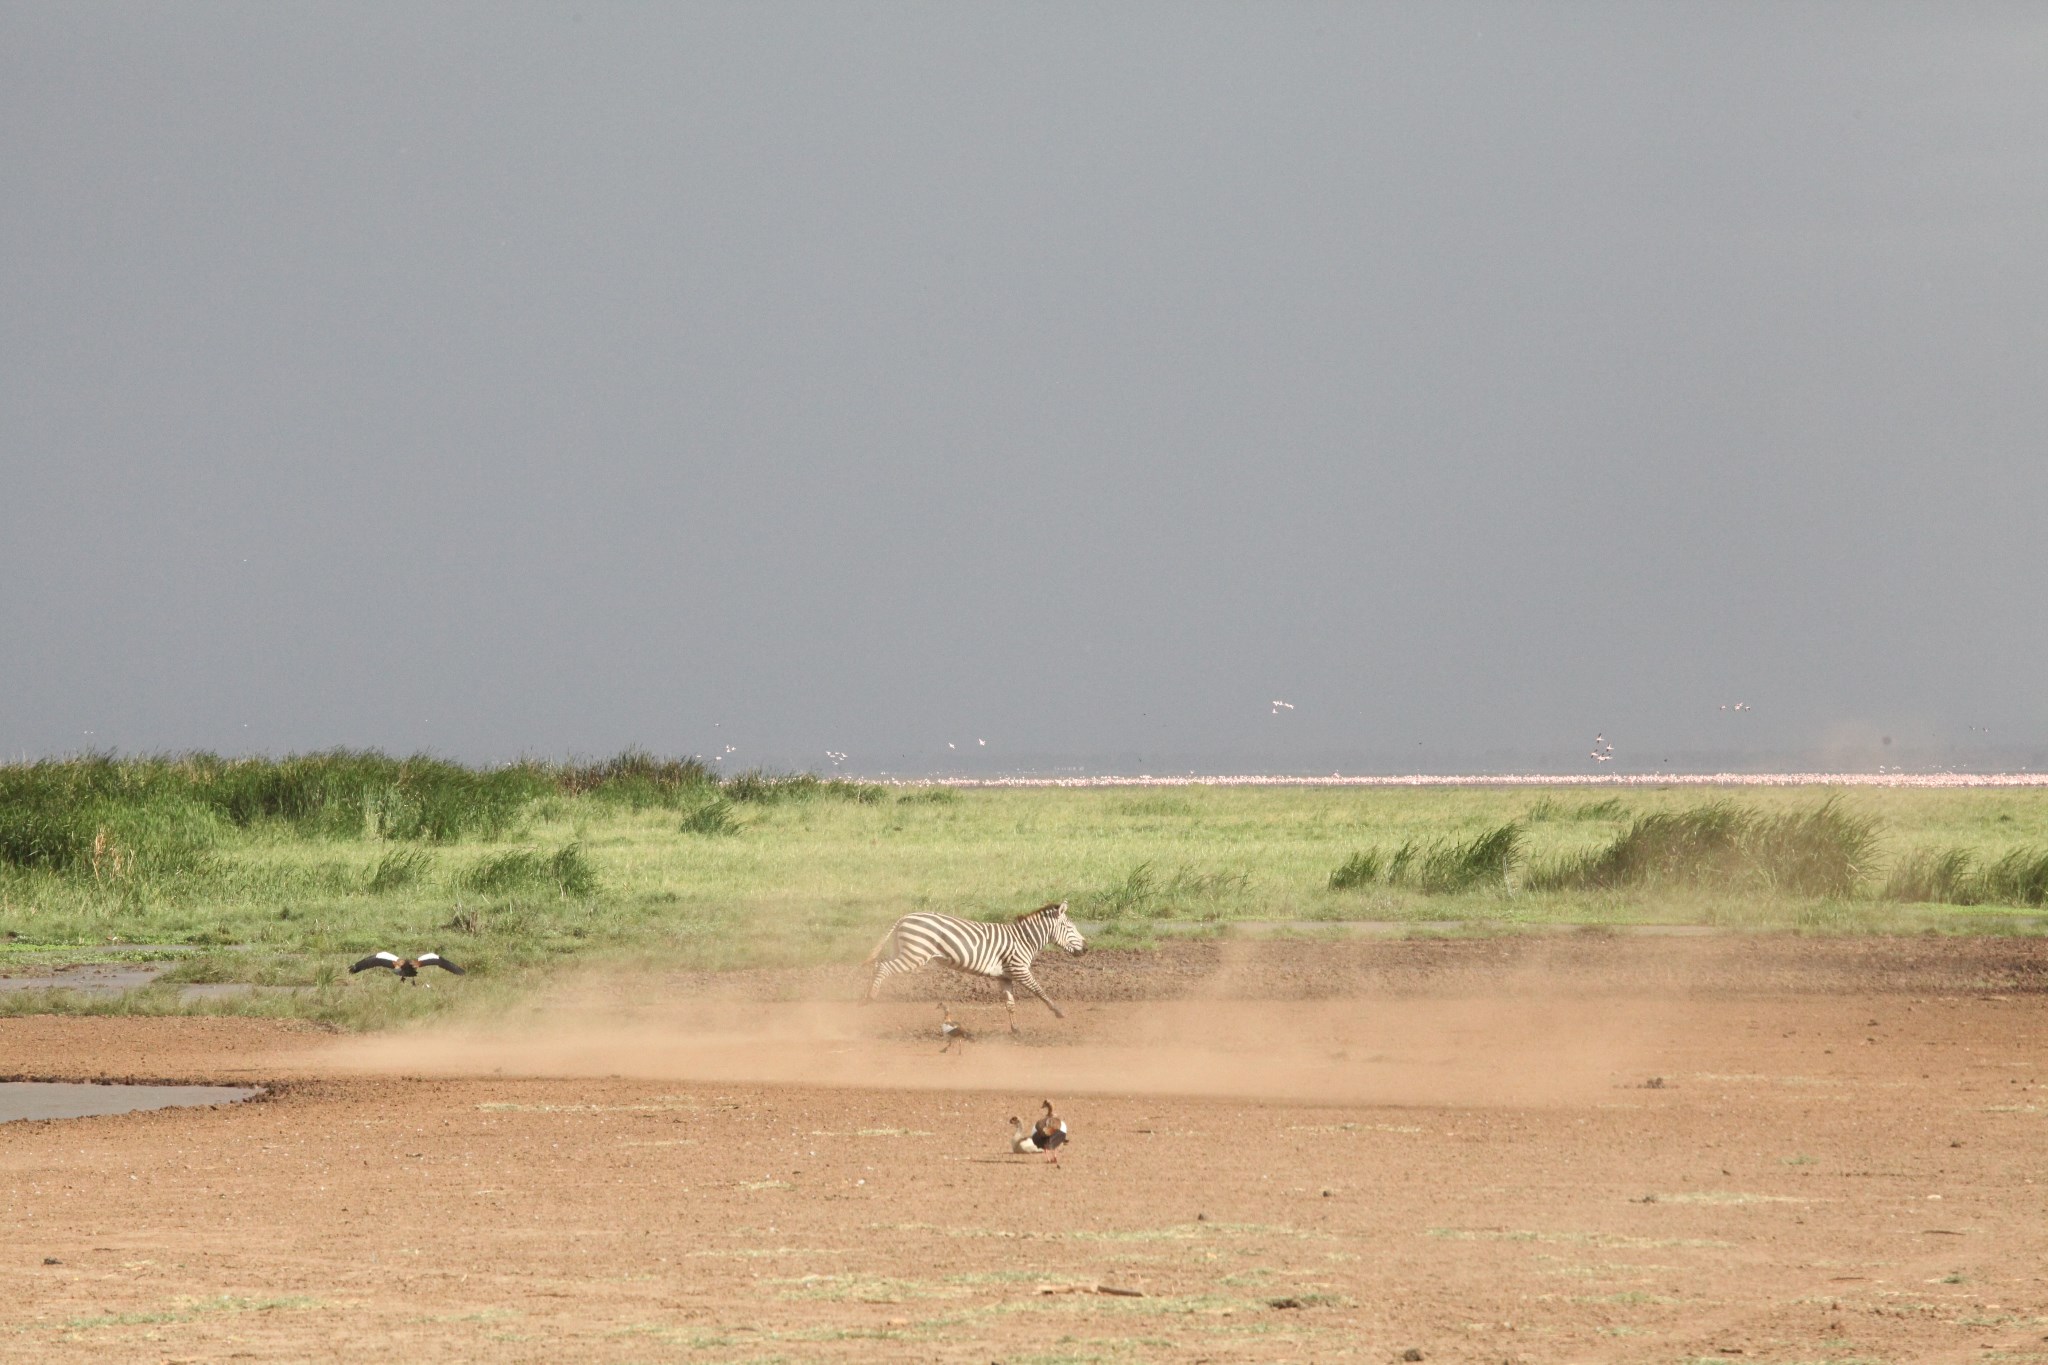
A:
[350,951,464,984]
[939,1002,971,1052]
[1009,1116,1043,1155]
[1031,1099,1068,1164]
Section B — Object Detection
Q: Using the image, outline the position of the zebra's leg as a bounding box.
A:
[865,956,920,1003]
[1013,967,1064,1019]
[998,978,1021,1033]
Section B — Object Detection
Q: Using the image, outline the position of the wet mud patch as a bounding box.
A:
[0,1080,261,1122]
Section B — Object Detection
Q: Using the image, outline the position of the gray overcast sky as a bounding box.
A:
[5,4,2046,775]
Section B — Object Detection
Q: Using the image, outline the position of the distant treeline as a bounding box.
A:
[0,750,885,875]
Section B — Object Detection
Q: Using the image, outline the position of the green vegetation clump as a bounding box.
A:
[364,848,431,894]
[1330,822,1521,895]
[679,798,739,835]
[1525,796,1628,823]
[0,750,547,851]
[1085,860,1251,921]
[723,770,885,805]
[1327,850,1382,891]
[0,761,216,874]
[458,843,596,897]
[1882,846,1977,904]
[556,750,718,810]
[1977,847,2048,906]
[1527,800,1876,898]
[1887,844,2048,906]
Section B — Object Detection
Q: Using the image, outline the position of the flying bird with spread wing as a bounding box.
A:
[350,951,464,984]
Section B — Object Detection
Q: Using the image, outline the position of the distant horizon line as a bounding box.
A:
[8,748,2045,788]
[922,771,2048,788]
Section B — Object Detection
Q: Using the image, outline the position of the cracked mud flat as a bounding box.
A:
[0,936,2044,1363]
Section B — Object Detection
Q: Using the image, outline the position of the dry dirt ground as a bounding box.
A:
[2,935,2046,1364]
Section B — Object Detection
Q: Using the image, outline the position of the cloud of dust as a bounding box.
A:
[312,953,1694,1108]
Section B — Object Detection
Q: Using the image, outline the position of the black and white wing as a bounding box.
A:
[350,951,402,974]
[418,952,465,975]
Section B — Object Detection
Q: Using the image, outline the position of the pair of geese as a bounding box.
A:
[939,1004,1070,1163]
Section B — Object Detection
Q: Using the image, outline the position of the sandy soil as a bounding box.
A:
[1,936,2045,1363]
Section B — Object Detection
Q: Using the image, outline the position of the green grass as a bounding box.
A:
[2,754,2047,1024]
[1329,821,1522,894]
[679,797,740,835]
[1881,842,2048,906]
[1526,799,1878,897]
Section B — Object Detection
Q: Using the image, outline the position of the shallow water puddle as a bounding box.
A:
[0,1081,259,1123]
[0,964,167,995]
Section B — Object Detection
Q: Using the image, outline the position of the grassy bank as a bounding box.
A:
[1,754,2045,1023]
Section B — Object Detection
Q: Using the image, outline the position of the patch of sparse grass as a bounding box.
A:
[60,1294,320,1332]
[1093,861,1163,919]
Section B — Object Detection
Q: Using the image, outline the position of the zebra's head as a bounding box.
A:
[1046,900,1085,955]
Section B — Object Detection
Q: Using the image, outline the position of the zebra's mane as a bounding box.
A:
[1012,902,1063,923]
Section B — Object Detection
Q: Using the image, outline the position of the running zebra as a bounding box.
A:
[862,901,1086,1031]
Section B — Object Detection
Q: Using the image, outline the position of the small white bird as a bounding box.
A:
[1270,699,1295,714]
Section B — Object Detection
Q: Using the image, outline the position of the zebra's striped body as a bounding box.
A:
[863,902,1085,1031]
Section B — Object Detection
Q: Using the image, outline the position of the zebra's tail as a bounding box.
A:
[861,923,898,967]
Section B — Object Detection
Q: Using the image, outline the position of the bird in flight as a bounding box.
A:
[350,951,464,984]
